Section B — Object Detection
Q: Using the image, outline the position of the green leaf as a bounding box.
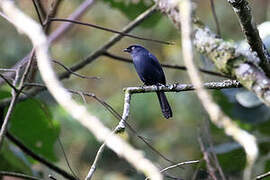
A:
[9,98,60,162]
[103,0,161,28]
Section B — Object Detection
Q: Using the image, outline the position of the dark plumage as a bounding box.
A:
[124,45,173,119]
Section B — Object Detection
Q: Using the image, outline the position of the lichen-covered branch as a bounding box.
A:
[118,79,240,131]
[155,0,270,107]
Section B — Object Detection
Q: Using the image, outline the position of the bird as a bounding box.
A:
[123,45,173,119]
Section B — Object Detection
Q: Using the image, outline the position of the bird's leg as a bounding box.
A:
[156,83,165,92]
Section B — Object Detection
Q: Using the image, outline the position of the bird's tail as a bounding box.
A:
[156,92,172,119]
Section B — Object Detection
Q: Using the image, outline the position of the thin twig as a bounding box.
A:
[0,68,17,72]
[0,66,20,148]
[49,18,174,45]
[145,160,200,180]
[103,51,229,78]
[160,160,200,173]
[202,121,226,180]
[52,60,100,80]
[198,137,218,180]
[0,73,19,92]
[48,0,95,44]
[209,0,221,36]
[43,0,62,34]
[256,171,270,180]
[0,171,43,180]
[85,131,115,180]
[32,0,44,26]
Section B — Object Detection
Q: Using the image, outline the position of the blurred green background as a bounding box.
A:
[1,0,270,179]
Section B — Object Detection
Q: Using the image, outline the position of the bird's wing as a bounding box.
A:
[148,52,166,84]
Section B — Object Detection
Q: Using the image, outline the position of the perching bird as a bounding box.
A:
[124,45,173,119]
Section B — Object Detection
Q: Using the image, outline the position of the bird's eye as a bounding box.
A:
[131,46,135,50]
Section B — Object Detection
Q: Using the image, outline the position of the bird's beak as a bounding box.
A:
[123,48,130,53]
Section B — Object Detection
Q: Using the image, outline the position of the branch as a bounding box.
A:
[117,79,240,132]
[0,1,163,179]
[227,0,270,74]
[0,66,20,148]
[52,60,100,80]
[160,160,200,173]
[209,0,221,36]
[256,171,270,180]
[0,73,19,92]
[198,137,218,180]
[145,160,200,180]
[49,18,174,45]
[0,171,43,180]
[32,0,43,26]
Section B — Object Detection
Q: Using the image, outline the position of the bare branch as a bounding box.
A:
[145,160,200,180]
[209,0,221,36]
[0,1,163,179]
[49,18,174,45]
[0,68,17,72]
[160,160,200,173]
[198,137,218,180]
[0,171,43,180]
[0,66,21,148]
[118,79,240,132]
[256,171,270,180]
[32,0,43,26]
[52,60,100,80]
[0,73,19,92]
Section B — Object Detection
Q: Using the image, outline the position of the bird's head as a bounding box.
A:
[123,45,145,54]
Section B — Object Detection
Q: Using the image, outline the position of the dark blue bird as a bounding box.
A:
[124,45,173,119]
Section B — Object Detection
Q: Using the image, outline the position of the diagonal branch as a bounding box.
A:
[227,0,270,75]
[49,18,174,45]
